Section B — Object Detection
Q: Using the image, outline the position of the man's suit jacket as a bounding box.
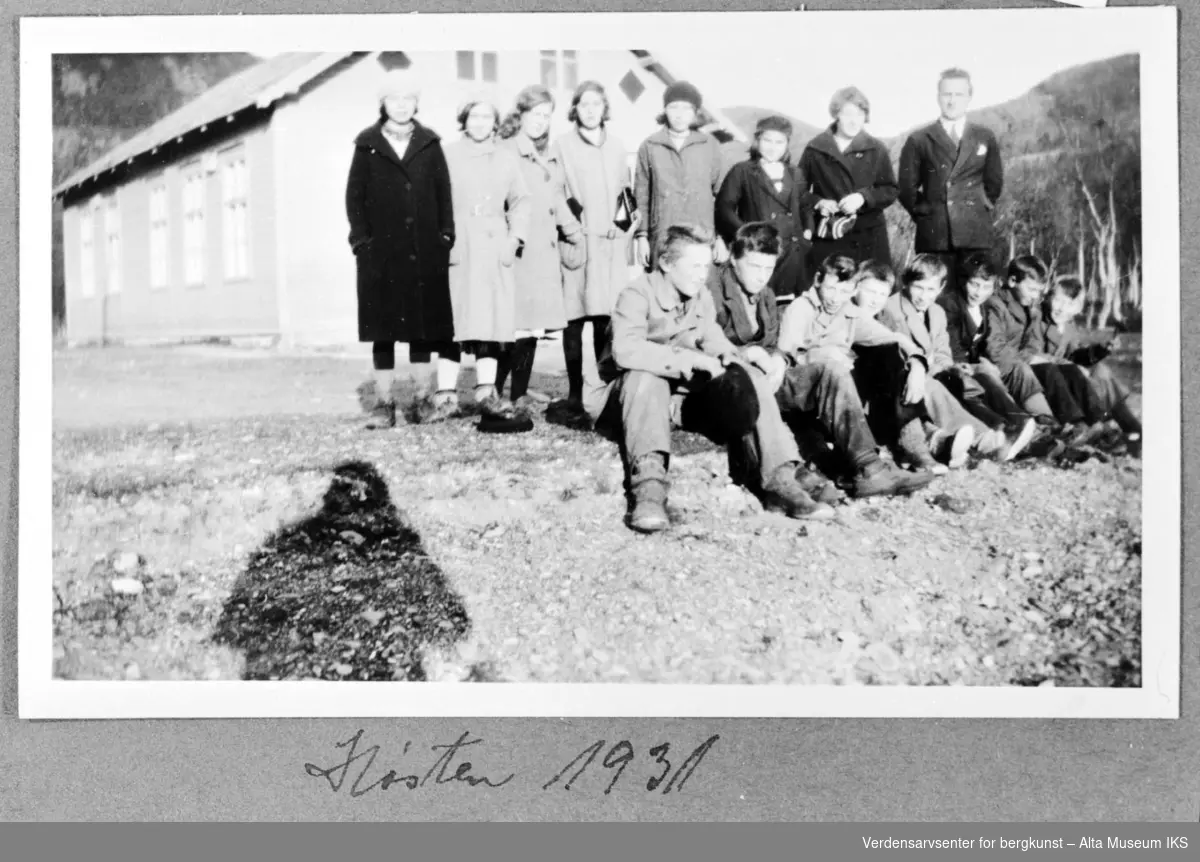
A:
[877,291,954,375]
[937,288,987,364]
[898,119,1004,253]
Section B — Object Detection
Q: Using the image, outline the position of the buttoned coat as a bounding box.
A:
[554,127,634,319]
[501,134,581,332]
[345,121,455,343]
[634,128,724,267]
[877,291,954,375]
[796,128,898,266]
[715,159,815,297]
[898,120,1004,252]
[443,136,532,343]
[979,287,1041,374]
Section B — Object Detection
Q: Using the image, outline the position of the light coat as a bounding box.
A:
[554,127,634,319]
[877,291,954,375]
[634,128,724,267]
[444,136,532,343]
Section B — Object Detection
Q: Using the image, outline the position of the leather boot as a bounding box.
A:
[762,463,835,520]
[629,454,670,533]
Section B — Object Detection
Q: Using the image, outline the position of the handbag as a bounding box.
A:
[613,187,637,232]
[815,211,857,241]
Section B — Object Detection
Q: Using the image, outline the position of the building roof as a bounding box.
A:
[53,49,746,198]
[52,52,352,197]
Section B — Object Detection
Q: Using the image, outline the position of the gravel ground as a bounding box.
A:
[51,346,1142,687]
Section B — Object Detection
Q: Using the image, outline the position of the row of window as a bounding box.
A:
[78,149,250,298]
[454,50,579,92]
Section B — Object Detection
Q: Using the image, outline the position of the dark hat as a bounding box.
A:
[663,80,703,111]
[477,412,535,434]
[755,114,793,138]
[680,361,760,444]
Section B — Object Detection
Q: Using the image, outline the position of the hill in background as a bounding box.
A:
[723,53,1141,325]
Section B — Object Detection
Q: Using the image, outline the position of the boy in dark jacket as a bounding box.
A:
[1023,276,1141,453]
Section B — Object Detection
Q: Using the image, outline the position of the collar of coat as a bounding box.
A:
[889,291,934,349]
[799,286,863,321]
[921,118,985,164]
[715,261,774,341]
[996,286,1039,325]
[355,120,439,163]
[646,127,713,152]
[649,269,698,312]
[807,126,878,161]
[512,132,559,165]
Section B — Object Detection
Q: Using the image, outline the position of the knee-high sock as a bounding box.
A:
[509,337,538,401]
[563,319,585,402]
[475,356,498,389]
[435,356,460,394]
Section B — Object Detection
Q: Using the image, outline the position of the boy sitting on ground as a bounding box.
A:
[775,253,937,498]
[991,255,1111,449]
[937,253,1051,455]
[864,256,1036,464]
[1022,275,1141,454]
[584,224,835,534]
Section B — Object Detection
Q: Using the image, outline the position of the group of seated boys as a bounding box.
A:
[581,221,1142,533]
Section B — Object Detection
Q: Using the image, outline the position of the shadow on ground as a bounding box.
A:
[212,460,470,681]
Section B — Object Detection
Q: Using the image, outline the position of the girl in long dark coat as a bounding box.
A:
[797,86,898,268]
[345,71,455,428]
[716,115,815,300]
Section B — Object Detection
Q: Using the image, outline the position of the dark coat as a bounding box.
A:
[898,120,1004,253]
[715,159,814,298]
[937,288,987,364]
[980,287,1040,374]
[706,260,784,356]
[633,128,724,268]
[345,121,455,344]
[796,128,897,266]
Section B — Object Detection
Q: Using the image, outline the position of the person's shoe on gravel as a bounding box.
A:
[852,457,936,498]
[895,417,947,476]
[417,390,462,424]
[795,463,845,504]
[761,463,835,520]
[929,425,974,469]
[628,454,670,534]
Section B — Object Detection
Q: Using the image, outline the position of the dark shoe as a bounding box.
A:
[1022,428,1067,460]
[546,398,593,431]
[762,464,835,520]
[796,464,845,504]
[852,459,937,499]
[629,454,670,533]
[896,418,947,476]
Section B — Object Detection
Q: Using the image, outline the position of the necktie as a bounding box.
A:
[950,123,961,149]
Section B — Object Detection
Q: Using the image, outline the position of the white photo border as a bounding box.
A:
[19,8,1181,719]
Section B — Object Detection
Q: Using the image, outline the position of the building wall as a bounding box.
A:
[273,50,690,346]
[63,122,280,344]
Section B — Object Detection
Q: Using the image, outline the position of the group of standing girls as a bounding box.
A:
[346,69,634,431]
[346,69,900,431]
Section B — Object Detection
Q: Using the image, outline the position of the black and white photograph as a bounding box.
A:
[19,8,1180,718]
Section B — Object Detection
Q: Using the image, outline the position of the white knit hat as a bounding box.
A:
[377,70,421,103]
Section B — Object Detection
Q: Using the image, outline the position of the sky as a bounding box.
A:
[649,12,1152,136]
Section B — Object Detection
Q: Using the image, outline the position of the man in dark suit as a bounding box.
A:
[898,67,1004,295]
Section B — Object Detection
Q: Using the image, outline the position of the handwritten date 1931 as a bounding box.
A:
[542,735,720,796]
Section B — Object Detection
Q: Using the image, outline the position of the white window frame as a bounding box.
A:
[220,148,250,281]
[104,194,122,295]
[149,181,170,290]
[79,204,95,298]
[182,165,206,287]
[457,51,497,82]
[540,50,578,92]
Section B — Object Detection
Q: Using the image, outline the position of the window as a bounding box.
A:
[221,150,250,280]
[540,50,579,92]
[539,50,557,90]
[149,182,169,289]
[481,52,497,83]
[457,51,497,82]
[104,195,121,295]
[563,50,578,91]
[456,51,475,80]
[79,206,95,298]
[183,166,206,286]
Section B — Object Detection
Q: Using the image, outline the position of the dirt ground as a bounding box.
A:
[50,340,1143,687]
